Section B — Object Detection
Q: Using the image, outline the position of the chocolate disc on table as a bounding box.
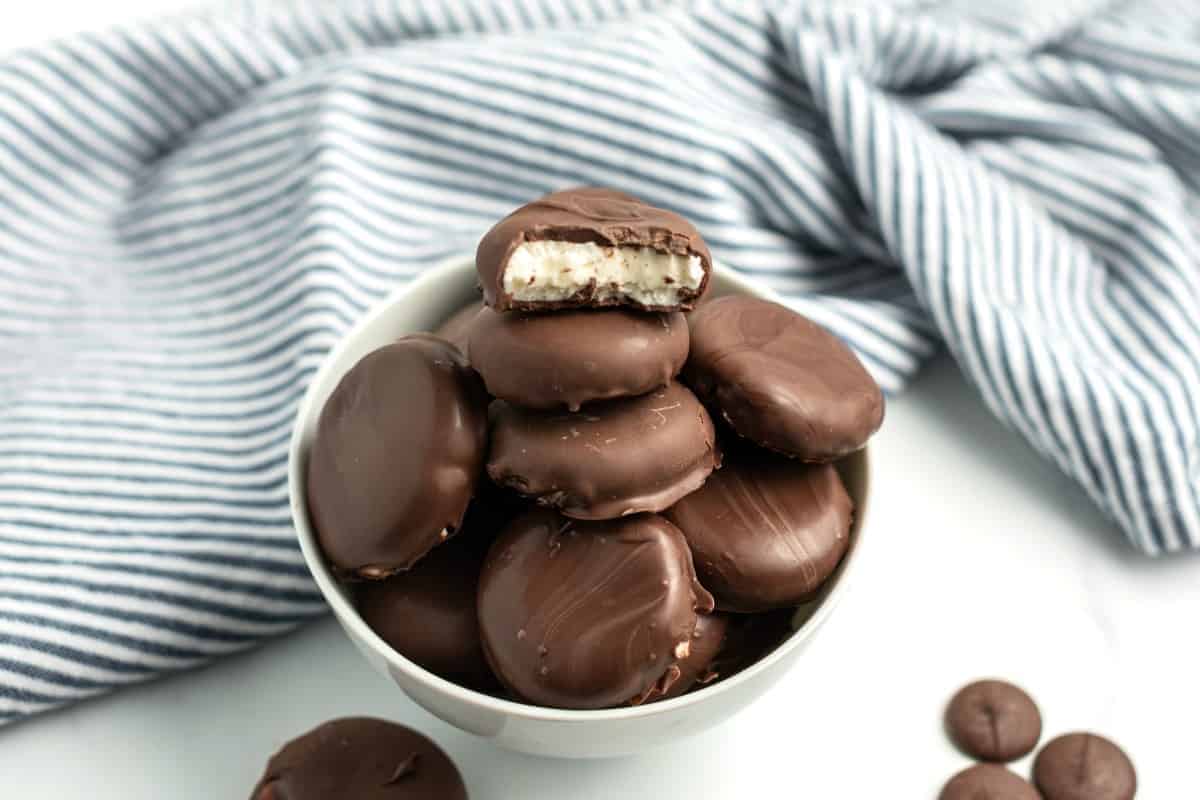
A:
[939,764,1041,800]
[664,449,852,612]
[468,306,689,411]
[306,335,487,579]
[683,295,884,462]
[636,612,730,704]
[1033,733,1136,800]
[357,497,515,692]
[946,679,1042,762]
[250,717,467,800]
[487,381,719,520]
[477,509,714,710]
[435,302,484,353]
[476,187,712,312]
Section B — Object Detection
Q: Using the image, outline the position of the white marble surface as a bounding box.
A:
[3,4,1199,796]
[2,355,1197,797]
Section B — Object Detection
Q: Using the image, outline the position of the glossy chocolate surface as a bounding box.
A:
[487,381,718,520]
[469,306,688,411]
[683,295,883,462]
[307,335,487,578]
[435,302,484,353]
[477,509,713,709]
[637,612,730,704]
[250,717,467,800]
[666,448,852,612]
[946,679,1042,762]
[357,497,513,692]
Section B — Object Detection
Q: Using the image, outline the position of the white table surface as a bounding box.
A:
[3,5,1198,797]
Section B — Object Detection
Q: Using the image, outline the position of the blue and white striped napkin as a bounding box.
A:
[2,0,1199,724]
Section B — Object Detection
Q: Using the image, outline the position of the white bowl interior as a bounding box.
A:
[288,256,869,743]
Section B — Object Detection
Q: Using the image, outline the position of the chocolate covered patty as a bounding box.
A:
[939,764,1041,800]
[477,509,713,710]
[469,306,689,410]
[946,679,1042,762]
[306,335,487,578]
[1033,733,1136,800]
[665,451,852,612]
[683,295,883,462]
[435,302,483,353]
[357,500,505,692]
[476,187,712,312]
[638,612,730,704]
[250,717,467,800]
[487,381,719,520]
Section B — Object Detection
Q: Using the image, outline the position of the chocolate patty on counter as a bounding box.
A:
[476,187,711,312]
[636,612,730,704]
[306,335,487,579]
[487,381,719,520]
[250,717,467,800]
[477,509,713,710]
[469,306,689,411]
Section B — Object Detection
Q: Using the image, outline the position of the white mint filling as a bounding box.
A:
[504,241,704,306]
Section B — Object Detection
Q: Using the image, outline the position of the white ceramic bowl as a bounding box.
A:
[288,255,870,758]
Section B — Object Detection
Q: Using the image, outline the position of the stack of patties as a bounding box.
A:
[305,187,884,711]
[469,188,721,709]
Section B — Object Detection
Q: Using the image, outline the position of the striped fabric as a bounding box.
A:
[2,0,1199,724]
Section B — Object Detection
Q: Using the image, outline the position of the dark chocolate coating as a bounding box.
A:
[707,608,797,680]
[665,450,852,612]
[477,509,714,710]
[357,498,512,692]
[487,381,719,520]
[636,612,730,704]
[940,764,1042,800]
[469,306,689,411]
[476,187,712,311]
[435,302,483,353]
[1033,733,1136,800]
[683,295,884,462]
[307,335,488,579]
[250,717,467,800]
[946,679,1042,762]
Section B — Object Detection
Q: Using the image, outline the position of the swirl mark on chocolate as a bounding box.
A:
[665,451,851,613]
[524,196,649,224]
[683,295,883,461]
[478,511,708,709]
[487,382,718,520]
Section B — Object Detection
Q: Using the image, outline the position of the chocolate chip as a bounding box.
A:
[939,764,1041,800]
[1033,732,1136,800]
[946,679,1042,762]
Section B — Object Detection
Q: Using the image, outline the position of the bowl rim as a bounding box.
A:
[288,254,870,723]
